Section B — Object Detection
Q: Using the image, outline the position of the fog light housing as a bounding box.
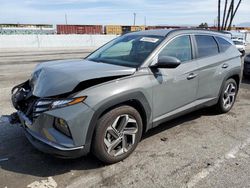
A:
[54,118,71,137]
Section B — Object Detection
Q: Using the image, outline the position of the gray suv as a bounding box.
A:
[11,29,241,163]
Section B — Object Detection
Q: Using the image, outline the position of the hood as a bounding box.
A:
[31,59,136,97]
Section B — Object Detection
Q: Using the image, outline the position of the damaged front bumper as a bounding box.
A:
[17,111,88,158]
[11,80,95,158]
[17,111,86,158]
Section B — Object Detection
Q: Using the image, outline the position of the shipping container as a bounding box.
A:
[131,26,146,32]
[121,26,131,34]
[105,25,122,35]
[57,25,102,34]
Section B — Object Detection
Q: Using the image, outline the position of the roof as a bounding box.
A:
[128,28,227,37]
[127,29,173,37]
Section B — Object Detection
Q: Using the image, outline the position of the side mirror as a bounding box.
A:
[150,56,181,69]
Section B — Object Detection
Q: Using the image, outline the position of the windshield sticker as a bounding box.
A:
[140,37,159,43]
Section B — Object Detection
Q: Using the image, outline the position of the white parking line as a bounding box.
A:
[185,137,250,188]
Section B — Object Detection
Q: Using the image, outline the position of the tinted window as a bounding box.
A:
[159,35,192,62]
[216,37,232,52]
[195,35,219,58]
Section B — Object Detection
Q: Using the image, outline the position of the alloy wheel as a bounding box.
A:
[104,114,138,157]
[223,82,236,109]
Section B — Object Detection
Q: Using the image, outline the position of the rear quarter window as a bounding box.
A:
[195,35,219,58]
[216,37,232,52]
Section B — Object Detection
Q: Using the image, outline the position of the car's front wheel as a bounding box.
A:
[92,105,143,164]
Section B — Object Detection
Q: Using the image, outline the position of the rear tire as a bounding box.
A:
[215,78,238,113]
[92,105,143,164]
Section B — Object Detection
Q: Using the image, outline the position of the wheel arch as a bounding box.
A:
[228,74,240,89]
[218,67,241,96]
[83,91,152,153]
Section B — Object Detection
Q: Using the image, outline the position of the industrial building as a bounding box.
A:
[0,24,55,35]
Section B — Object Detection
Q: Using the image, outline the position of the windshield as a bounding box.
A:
[86,34,164,68]
[233,40,243,45]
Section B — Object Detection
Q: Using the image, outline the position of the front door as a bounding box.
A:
[151,35,199,123]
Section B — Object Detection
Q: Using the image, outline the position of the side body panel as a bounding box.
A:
[150,61,199,123]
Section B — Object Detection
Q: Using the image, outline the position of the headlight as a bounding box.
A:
[35,96,87,112]
[50,96,87,109]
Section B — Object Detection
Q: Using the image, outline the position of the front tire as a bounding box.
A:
[215,78,238,113]
[92,105,143,164]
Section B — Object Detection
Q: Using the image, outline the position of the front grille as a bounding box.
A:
[33,100,52,118]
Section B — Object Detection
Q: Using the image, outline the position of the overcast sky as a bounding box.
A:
[0,0,249,26]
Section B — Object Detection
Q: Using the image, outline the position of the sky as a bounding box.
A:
[0,0,249,26]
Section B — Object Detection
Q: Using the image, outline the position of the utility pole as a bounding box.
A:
[144,16,147,26]
[65,14,68,25]
[133,13,136,26]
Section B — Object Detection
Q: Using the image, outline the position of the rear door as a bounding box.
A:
[193,35,225,100]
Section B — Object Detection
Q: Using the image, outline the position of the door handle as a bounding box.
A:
[222,63,229,69]
[187,73,197,80]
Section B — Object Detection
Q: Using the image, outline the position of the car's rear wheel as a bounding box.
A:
[92,105,143,164]
[215,78,238,113]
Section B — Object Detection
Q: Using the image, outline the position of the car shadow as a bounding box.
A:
[142,107,216,140]
[0,107,219,178]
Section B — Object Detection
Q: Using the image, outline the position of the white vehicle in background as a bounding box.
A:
[232,39,246,56]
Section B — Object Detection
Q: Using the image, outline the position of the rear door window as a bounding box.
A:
[215,37,232,52]
[195,35,219,58]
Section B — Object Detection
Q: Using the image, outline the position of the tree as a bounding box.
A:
[198,23,208,29]
[227,0,242,30]
[218,0,242,31]
[223,0,234,30]
[222,0,228,29]
[218,0,221,30]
